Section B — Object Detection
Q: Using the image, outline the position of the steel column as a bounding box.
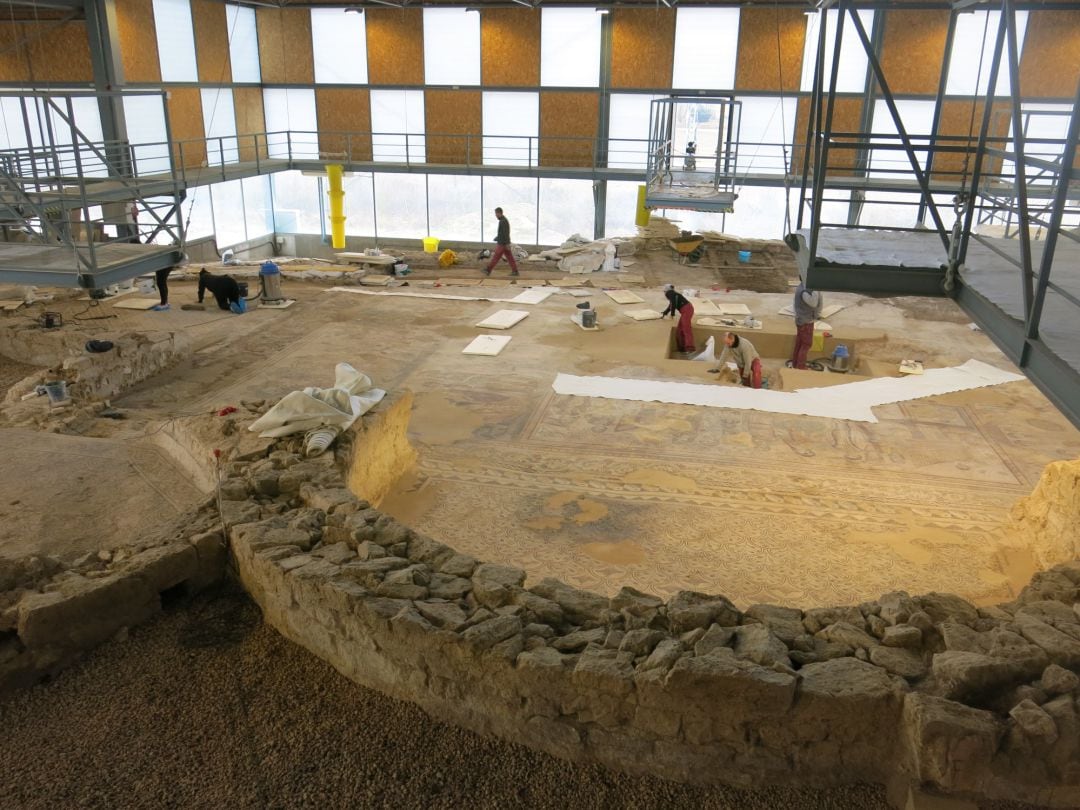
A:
[796,9,829,230]
[594,8,614,239]
[847,8,886,226]
[918,9,957,225]
[1003,0,1035,319]
[807,5,844,269]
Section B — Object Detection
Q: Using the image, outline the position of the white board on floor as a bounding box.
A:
[688,298,722,316]
[112,298,160,310]
[624,309,663,321]
[718,303,752,316]
[779,303,847,319]
[476,309,530,330]
[509,287,553,305]
[603,289,644,305]
[463,335,512,356]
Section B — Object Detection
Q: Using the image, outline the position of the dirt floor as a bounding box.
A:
[2,245,1077,609]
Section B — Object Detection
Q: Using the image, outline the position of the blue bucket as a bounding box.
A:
[738,250,751,263]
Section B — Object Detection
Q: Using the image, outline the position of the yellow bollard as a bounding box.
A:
[326,164,346,250]
[635,184,651,228]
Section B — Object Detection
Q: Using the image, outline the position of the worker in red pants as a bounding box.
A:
[483,207,519,277]
[789,281,823,369]
[712,332,763,389]
[662,283,696,353]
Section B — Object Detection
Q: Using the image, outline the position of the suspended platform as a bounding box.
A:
[0,242,182,288]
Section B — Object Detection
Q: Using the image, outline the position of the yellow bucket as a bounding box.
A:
[422,237,440,253]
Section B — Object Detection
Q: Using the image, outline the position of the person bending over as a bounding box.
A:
[198,269,245,313]
[661,283,696,353]
[712,331,762,389]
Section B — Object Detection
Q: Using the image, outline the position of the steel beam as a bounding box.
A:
[1003,0,1035,319]
[594,7,613,240]
[847,8,886,227]
[918,9,957,225]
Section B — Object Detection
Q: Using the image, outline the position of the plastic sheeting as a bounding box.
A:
[552,359,1024,423]
[248,363,386,438]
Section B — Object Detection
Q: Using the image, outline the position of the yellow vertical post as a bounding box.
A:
[635,184,651,227]
[326,164,346,249]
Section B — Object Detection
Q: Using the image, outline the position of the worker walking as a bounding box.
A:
[484,207,519,277]
[789,281,823,370]
[662,283,696,353]
[712,332,763,389]
[198,269,245,313]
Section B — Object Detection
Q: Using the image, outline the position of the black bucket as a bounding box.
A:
[237,281,249,298]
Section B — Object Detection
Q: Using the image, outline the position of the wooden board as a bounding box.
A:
[338,253,397,266]
[735,7,807,92]
[688,298,723,316]
[550,277,588,287]
[113,298,160,310]
[0,299,25,311]
[317,89,372,162]
[256,7,314,84]
[481,9,540,86]
[540,92,599,168]
[426,90,481,165]
[479,278,513,287]
[20,20,94,83]
[476,309,529,329]
[191,0,231,84]
[509,288,553,304]
[603,289,645,305]
[438,277,483,287]
[610,8,675,89]
[117,0,161,83]
[880,10,950,95]
[623,309,662,321]
[167,89,206,168]
[793,97,863,171]
[1020,10,1080,99]
[463,335,512,356]
[234,88,267,162]
[366,9,424,85]
[614,273,645,285]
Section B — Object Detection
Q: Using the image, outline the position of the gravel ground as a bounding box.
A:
[0,585,1019,810]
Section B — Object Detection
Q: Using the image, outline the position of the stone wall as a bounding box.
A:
[0,501,226,692]
[1011,458,1080,568]
[346,391,417,506]
[219,407,1080,807]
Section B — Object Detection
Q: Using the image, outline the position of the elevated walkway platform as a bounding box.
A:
[0,242,181,288]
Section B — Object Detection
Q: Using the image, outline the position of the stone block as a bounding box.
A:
[870,646,928,680]
[667,591,740,633]
[901,693,1002,794]
[917,593,979,627]
[733,624,791,670]
[415,601,467,630]
[883,624,923,649]
[552,627,605,652]
[438,553,477,578]
[666,649,796,715]
[931,651,1030,703]
[472,563,526,609]
[17,574,158,649]
[514,591,564,626]
[640,638,684,673]
[693,624,733,657]
[1040,663,1080,696]
[817,621,878,650]
[461,615,521,651]
[117,543,198,593]
[1009,698,1058,742]
[619,629,664,657]
[745,604,805,644]
[530,578,608,625]
[428,573,472,601]
[803,605,866,634]
[299,485,357,513]
[610,586,663,616]
[1014,613,1080,669]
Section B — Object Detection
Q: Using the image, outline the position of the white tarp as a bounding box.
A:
[551,359,1024,423]
[326,286,552,305]
[248,363,386,438]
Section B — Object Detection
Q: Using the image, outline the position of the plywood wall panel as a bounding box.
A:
[0,21,95,83]
[167,88,205,168]
[426,90,481,165]
[257,7,314,84]
[482,9,540,87]
[611,9,675,89]
[736,8,807,92]
[0,26,27,82]
[316,88,372,162]
[539,92,599,168]
[191,0,231,84]
[792,96,864,173]
[1020,10,1080,99]
[117,0,160,83]
[234,87,267,161]
[366,9,424,86]
[879,10,950,96]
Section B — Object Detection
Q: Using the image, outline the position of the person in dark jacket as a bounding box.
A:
[198,269,244,312]
[661,283,696,353]
[483,207,519,277]
[789,281,823,369]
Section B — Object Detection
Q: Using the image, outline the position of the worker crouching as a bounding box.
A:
[199,269,246,314]
[711,332,763,389]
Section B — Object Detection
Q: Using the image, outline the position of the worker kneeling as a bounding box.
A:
[710,332,762,389]
[199,269,246,314]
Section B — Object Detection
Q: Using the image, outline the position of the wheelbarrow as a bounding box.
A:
[669,235,705,265]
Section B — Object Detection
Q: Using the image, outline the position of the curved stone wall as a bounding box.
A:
[222,401,1080,807]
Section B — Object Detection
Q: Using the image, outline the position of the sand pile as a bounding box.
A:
[1010,457,1080,567]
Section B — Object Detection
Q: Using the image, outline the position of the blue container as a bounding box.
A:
[738,250,751,263]
[260,260,280,277]
[833,344,849,360]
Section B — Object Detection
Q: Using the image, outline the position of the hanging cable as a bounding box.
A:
[774,0,793,235]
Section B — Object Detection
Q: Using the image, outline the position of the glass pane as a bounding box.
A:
[243,175,273,239]
[945,11,1028,96]
[540,8,601,87]
[152,0,198,82]
[482,176,537,244]
[211,179,247,247]
[538,179,594,244]
[46,96,107,178]
[603,180,641,238]
[373,173,427,239]
[342,172,376,237]
[122,94,170,175]
[672,9,740,90]
[201,87,238,165]
[182,186,214,241]
[734,96,798,175]
[858,191,923,229]
[226,5,260,83]
[262,88,318,159]
[272,170,321,233]
[608,94,659,170]
[312,8,368,84]
[428,174,482,242]
[723,186,790,239]
[800,9,875,94]
[424,9,480,85]
[482,91,539,167]
[868,99,935,179]
[370,89,426,162]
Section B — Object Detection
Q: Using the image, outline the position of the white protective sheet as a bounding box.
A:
[476,309,530,329]
[779,303,847,319]
[463,335,512,355]
[327,286,551,305]
[248,363,386,438]
[552,360,1023,423]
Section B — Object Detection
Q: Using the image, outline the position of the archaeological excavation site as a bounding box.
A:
[1,1,1079,808]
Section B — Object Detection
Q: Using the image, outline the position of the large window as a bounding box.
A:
[201,88,238,165]
[373,173,427,239]
[428,174,482,242]
[211,180,246,247]
[342,173,377,237]
[800,9,875,94]
[672,9,740,90]
[540,8,601,87]
[603,180,641,238]
[608,94,660,169]
[122,94,170,174]
[945,11,1028,96]
[868,99,935,178]
[482,177,538,244]
[482,91,539,167]
[311,8,368,84]
[152,0,198,82]
[181,186,214,241]
[263,89,318,159]
[242,176,273,240]
[539,179,594,244]
[734,96,797,176]
[370,90,426,163]
[226,4,260,83]
[271,170,321,233]
[424,9,480,85]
